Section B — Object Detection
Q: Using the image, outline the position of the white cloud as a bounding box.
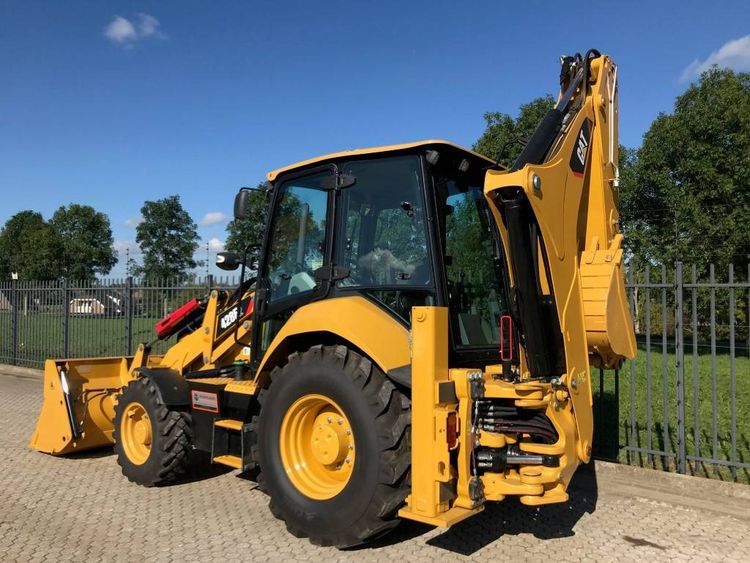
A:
[207,237,225,252]
[104,16,137,44]
[199,211,228,227]
[112,239,140,256]
[104,13,165,47]
[124,215,143,228]
[680,34,750,82]
[137,14,161,38]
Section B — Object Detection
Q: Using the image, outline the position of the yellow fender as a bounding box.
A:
[255,295,411,379]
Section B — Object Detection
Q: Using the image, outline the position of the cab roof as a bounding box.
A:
[266,139,497,182]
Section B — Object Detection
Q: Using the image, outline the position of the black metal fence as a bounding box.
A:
[0,276,238,366]
[593,263,749,482]
[1,265,748,481]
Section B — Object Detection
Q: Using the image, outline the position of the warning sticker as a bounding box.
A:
[191,390,219,413]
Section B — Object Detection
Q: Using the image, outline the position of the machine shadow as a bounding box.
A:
[361,462,599,555]
[173,452,234,485]
[64,446,116,459]
[357,520,434,550]
[64,448,233,485]
[424,462,598,555]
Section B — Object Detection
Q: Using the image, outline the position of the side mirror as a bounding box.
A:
[216,251,242,271]
[234,188,252,220]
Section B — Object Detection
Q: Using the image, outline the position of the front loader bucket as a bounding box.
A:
[29,357,133,455]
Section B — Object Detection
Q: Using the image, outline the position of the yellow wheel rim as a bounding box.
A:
[120,402,153,465]
[279,394,355,500]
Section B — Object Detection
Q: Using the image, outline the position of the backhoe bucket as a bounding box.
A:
[29,357,133,455]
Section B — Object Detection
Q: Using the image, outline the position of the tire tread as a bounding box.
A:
[252,345,411,547]
[113,377,193,487]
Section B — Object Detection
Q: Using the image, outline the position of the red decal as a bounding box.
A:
[191,390,219,413]
[500,315,513,361]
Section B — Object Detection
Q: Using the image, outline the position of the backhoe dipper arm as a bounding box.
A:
[484,51,636,455]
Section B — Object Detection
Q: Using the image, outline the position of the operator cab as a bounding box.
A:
[237,140,515,368]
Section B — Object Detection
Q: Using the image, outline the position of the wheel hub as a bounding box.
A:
[134,420,152,447]
[120,402,152,465]
[280,394,355,500]
[310,412,349,465]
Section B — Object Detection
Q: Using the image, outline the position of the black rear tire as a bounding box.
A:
[252,345,411,548]
[113,377,193,487]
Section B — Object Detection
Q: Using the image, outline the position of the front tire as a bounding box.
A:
[113,377,193,487]
[253,345,411,547]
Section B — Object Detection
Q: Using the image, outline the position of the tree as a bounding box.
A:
[125,254,142,278]
[225,183,270,263]
[49,204,117,280]
[473,96,555,166]
[135,195,200,280]
[0,211,63,280]
[617,145,643,257]
[627,67,750,275]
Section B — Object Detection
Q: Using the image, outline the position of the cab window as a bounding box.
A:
[336,156,430,288]
[435,170,510,347]
[266,172,329,303]
[334,155,434,323]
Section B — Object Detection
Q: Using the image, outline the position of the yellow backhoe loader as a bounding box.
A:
[30,49,635,547]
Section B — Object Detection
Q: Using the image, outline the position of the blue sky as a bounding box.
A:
[2,1,750,276]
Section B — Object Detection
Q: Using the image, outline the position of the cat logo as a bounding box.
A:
[576,130,589,166]
[569,119,591,177]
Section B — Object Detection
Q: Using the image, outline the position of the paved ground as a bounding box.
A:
[2,369,750,562]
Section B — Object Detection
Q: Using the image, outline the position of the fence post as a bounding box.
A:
[674,262,686,474]
[627,266,636,465]
[62,278,70,358]
[125,276,133,356]
[728,264,736,481]
[11,279,18,365]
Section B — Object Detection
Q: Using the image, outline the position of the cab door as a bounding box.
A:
[252,166,335,361]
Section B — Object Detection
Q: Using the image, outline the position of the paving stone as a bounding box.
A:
[2,372,749,562]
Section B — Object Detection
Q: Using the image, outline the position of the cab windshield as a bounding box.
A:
[433,160,510,348]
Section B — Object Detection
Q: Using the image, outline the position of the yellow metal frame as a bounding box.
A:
[484,54,635,456]
[398,307,578,526]
[29,292,409,456]
[29,287,256,455]
[398,307,483,527]
[266,139,496,182]
[158,289,255,374]
[254,296,411,378]
[399,55,634,525]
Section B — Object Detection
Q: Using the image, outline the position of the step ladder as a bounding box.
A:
[211,418,254,471]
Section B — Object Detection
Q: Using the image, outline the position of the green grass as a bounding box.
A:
[593,344,750,483]
[0,313,176,366]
